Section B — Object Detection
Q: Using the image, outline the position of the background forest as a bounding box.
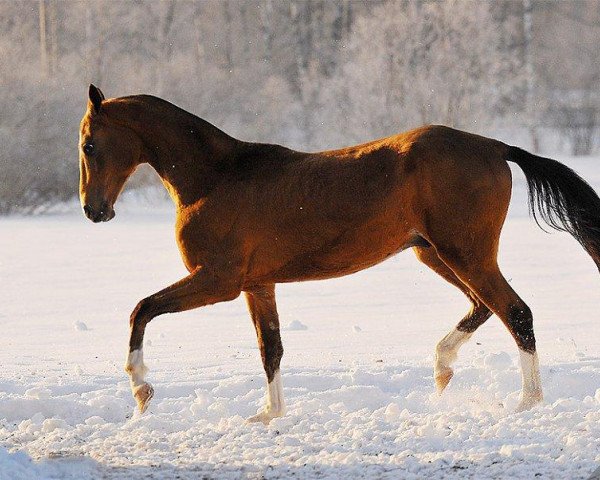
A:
[1,0,600,213]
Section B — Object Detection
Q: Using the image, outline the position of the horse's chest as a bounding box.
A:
[174,215,217,272]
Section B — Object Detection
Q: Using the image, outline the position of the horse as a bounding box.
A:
[79,84,600,423]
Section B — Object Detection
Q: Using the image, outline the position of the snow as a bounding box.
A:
[1,156,600,479]
[285,319,308,331]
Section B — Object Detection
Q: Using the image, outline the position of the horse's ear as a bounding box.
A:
[88,84,105,114]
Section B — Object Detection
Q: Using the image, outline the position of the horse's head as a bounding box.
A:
[79,85,143,222]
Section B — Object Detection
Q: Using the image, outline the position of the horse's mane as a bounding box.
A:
[105,94,233,143]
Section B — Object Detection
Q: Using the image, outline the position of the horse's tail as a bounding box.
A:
[506,146,600,271]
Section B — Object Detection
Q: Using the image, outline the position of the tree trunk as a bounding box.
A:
[223,1,233,70]
[193,2,206,77]
[38,0,48,78]
[85,2,102,83]
[48,0,58,75]
[260,0,273,62]
[523,0,539,151]
[156,0,176,95]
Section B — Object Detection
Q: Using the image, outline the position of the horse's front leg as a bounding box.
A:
[245,284,285,424]
[125,266,242,413]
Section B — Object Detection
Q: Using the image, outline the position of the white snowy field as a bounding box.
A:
[1,157,600,479]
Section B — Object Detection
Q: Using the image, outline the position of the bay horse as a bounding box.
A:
[79,85,600,422]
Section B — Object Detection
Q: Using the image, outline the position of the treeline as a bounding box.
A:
[1,0,599,214]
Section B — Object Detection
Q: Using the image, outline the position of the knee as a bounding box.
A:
[130,298,153,327]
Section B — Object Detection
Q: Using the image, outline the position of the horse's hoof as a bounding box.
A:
[133,382,154,413]
[515,391,543,413]
[247,408,284,425]
[434,368,453,394]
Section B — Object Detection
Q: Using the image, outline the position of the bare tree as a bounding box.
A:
[259,0,274,62]
[523,0,539,151]
[38,0,48,77]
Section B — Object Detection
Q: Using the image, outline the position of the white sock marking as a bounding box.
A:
[266,370,285,415]
[125,349,148,391]
[247,369,286,423]
[435,328,472,374]
[519,349,543,404]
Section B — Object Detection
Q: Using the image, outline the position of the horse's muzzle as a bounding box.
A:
[83,203,115,223]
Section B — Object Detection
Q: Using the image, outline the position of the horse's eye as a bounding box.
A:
[83,143,95,155]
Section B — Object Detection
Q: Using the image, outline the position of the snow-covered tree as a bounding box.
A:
[318,0,521,146]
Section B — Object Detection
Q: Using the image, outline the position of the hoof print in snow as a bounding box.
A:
[73,321,88,331]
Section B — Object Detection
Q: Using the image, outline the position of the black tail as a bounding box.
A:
[506,146,600,270]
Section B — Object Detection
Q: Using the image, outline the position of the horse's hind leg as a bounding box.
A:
[244,284,285,424]
[414,247,492,393]
[435,249,543,411]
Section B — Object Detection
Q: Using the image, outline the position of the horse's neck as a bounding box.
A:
[133,108,239,208]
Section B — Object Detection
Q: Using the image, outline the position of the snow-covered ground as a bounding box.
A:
[1,157,600,479]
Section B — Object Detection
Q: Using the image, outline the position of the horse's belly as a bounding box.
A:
[264,229,421,283]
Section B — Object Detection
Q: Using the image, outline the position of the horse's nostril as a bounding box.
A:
[83,204,102,222]
[83,203,113,222]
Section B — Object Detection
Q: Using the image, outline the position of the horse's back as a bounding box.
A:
[318,124,510,185]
